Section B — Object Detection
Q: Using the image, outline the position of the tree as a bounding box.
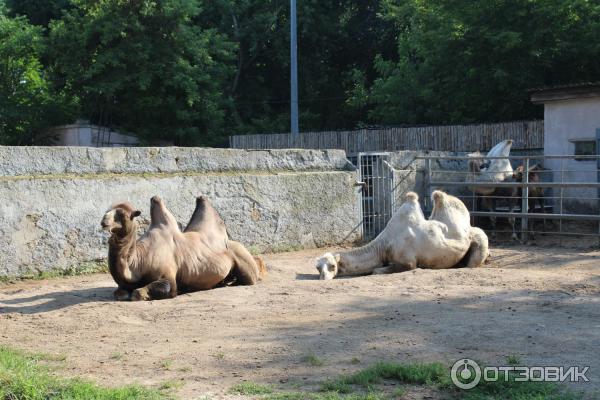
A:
[5,0,71,27]
[198,0,397,134]
[49,0,235,146]
[351,0,600,126]
[0,10,72,144]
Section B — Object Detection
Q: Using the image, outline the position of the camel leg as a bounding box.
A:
[227,240,264,285]
[372,266,394,275]
[509,197,520,242]
[482,196,496,239]
[390,260,417,273]
[113,287,130,301]
[464,227,490,268]
[131,278,177,301]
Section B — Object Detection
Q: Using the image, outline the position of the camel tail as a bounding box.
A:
[253,255,268,280]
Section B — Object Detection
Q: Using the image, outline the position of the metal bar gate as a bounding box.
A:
[357,152,394,240]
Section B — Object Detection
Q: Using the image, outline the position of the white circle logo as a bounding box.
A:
[451,359,481,389]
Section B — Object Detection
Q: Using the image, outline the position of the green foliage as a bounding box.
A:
[302,353,325,366]
[505,354,521,366]
[230,381,274,395]
[0,11,73,144]
[0,0,599,144]
[355,0,600,126]
[49,0,235,146]
[5,0,71,27]
[461,373,579,400]
[0,260,108,283]
[0,346,167,400]
[322,362,448,391]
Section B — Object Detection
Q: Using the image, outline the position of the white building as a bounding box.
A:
[531,82,600,212]
[46,122,139,147]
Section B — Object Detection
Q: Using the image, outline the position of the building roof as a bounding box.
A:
[530,82,600,104]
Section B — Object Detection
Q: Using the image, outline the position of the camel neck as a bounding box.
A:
[108,225,139,283]
[339,239,386,276]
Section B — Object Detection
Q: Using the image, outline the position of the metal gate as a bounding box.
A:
[357,152,394,240]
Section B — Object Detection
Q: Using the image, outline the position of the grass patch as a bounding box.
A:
[322,361,448,391]
[462,375,579,400]
[1,260,108,283]
[270,243,305,253]
[247,245,262,255]
[159,380,183,391]
[160,360,172,370]
[232,360,581,400]
[110,352,123,361]
[230,382,274,395]
[33,352,67,362]
[264,392,388,400]
[505,354,521,365]
[302,353,325,366]
[211,351,225,360]
[0,346,166,399]
[390,387,406,398]
[350,357,361,365]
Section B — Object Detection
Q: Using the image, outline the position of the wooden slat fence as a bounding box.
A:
[229,120,543,154]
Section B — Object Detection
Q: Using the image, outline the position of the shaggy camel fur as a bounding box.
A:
[101,195,266,301]
[315,191,489,280]
[429,191,490,268]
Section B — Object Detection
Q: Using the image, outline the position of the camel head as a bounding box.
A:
[513,163,543,182]
[315,252,340,280]
[467,152,484,173]
[485,139,513,159]
[101,202,141,235]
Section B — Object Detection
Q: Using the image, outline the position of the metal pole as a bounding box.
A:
[290,0,299,136]
[596,128,600,243]
[425,158,431,213]
[521,158,529,242]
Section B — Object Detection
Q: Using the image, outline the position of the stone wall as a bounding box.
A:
[0,147,361,277]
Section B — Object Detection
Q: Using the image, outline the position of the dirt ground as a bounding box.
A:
[1,243,599,399]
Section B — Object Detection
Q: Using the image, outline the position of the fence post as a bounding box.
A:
[596,128,600,242]
[425,158,431,213]
[521,158,529,242]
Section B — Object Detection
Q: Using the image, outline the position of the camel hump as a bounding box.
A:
[431,190,445,203]
[405,192,419,202]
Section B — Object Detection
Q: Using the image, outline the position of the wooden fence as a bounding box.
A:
[229,120,544,154]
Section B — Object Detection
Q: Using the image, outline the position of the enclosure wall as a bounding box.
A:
[0,147,361,277]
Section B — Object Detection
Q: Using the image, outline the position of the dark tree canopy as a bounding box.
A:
[0,0,598,145]
[0,11,73,144]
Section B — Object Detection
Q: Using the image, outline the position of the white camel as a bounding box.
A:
[468,139,519,239]
[315,191,489,280]
[468,139,514,186]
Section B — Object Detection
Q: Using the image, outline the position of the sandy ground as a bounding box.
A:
[1,244,599,399]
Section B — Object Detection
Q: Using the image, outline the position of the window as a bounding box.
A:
[572,140,596,161]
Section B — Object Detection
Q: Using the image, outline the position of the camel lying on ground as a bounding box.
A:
[101,195,266,301]
[315,190,489,280]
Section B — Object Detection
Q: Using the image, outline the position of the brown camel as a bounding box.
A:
[101,195,266,301]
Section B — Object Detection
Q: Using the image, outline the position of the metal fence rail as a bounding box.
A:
[417,154,600,241]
